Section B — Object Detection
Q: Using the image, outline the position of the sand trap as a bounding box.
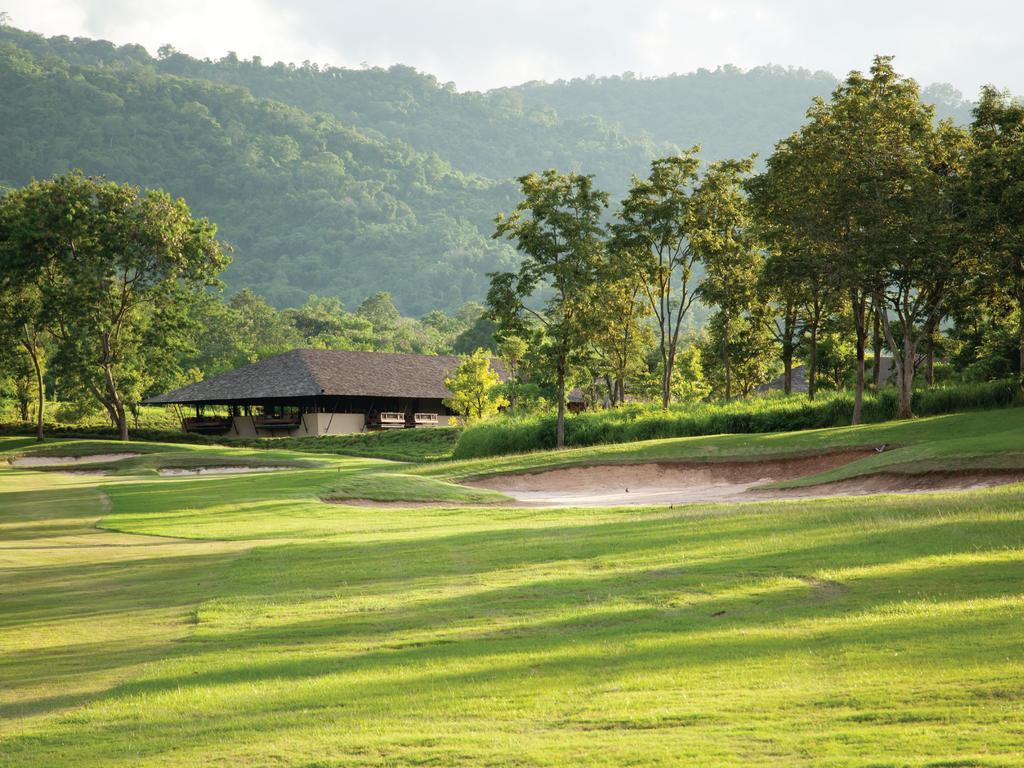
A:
[461,452,1024,507]
[7,453,140,467]
[157,466,291,476]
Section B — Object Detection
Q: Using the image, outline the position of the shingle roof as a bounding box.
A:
[144,349,500,405]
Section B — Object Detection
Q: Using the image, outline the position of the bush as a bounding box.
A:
[0,421,218,444]
[0,419,462,460]
[453,379,1021,459]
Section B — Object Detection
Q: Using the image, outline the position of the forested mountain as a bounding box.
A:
[499,68,975,162]
[0,27,521,313]
[0,24,978,313]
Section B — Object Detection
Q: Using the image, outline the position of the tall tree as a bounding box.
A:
[0,287,47,440]
[875,119,970,417]
[582,250,652,406]
[749,132,843,400]
[756,253,801,395]
[496,334,528,411]
[490,170,607,448]
[611,151,702,409]
[692,157,762,400]
[0,193,49,440]
[969,86,1024,384]
[2,173,229,440]
[758,57,961,421]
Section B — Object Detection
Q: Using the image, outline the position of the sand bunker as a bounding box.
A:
[157,466,291,476]
[462,452,1024,507]
[7,453,140,467]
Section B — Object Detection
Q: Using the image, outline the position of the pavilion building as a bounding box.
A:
[144,348,492,437]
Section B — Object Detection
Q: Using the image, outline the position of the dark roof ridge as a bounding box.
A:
[144,347,493,405]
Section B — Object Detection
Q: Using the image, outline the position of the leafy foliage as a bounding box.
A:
[443,349,508,423]
[454,379,1020,458]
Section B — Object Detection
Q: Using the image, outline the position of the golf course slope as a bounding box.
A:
[1,407,1023,766]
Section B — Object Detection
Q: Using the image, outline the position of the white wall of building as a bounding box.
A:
[226,413,366,438]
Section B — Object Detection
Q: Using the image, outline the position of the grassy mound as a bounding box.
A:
[455,379,1020,458]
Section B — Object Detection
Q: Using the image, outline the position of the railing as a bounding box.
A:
[413,413,439,427]
[254,414,303,430]
[182,417,233,435]
[378,412,407,429]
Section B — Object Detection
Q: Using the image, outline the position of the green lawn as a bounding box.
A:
[1,411,1023,766]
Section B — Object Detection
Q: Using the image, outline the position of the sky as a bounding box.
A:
[3,0,1020,96]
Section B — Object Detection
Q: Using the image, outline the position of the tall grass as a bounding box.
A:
[453,379,1021,459]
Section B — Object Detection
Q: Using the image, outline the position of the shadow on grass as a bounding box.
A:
[3,465,1023,764]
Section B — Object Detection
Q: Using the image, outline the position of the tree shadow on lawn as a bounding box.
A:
[3,557,1019,763]
[0,547,245,721]
[124,520,1023,663]
[200,490,1024,591]
[0,548,247,628]
[26,505,1024,702]
[4,477,1022,760]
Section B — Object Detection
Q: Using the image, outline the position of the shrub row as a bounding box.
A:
[0,422,218,444]
[453,379,1021,459]
[0,420,462,462]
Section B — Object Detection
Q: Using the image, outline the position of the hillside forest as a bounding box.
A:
[1,22,1022,443]
[0,22,974,314]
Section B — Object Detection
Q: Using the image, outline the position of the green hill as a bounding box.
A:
[499,67,974,163]
[0,25,978,314]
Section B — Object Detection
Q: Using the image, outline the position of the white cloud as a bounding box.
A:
[2,0,1020,96]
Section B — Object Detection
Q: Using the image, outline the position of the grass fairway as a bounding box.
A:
[1,413,1024,766]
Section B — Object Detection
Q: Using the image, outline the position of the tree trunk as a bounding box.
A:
[660,347,671,410]
[555,357,566,449]
[115,399,129,441]
[924,319,937,387]
[22,329,44,442]
[663,337,680,411]
[102,362,129,441]
[780,308,796,396]
[896,333,916,419]
[877,299,917,421]
[850,291,868,426]
[722,335,732,401]
[18,398,29,423]
[32,353,44,442]
[807,324,818,402]
[872,308,883,389]
[853,333,866,425]
[658,300,673,411]
[1018,291,1024,386]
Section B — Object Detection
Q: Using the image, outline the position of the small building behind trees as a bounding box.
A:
[145,349,506,437]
